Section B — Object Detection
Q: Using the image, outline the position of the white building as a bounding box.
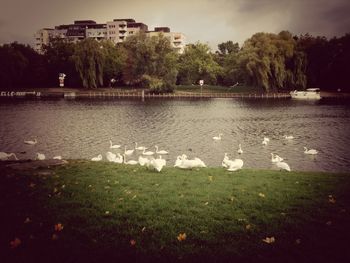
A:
[34,19,185,54]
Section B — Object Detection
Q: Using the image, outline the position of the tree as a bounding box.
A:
[72,39,105,88]
[177,42,222,85]
[217,41,239,55]
[235,31,307,92]
[122,32,178,92]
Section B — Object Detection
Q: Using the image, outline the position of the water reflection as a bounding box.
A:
[0,98,350,172]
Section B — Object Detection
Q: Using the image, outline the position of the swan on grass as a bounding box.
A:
[237,144,243,154]
[114,153,123,164]
[24,139,37,145]
[106,151,117,162]
[91,154,102,161]
[134,142,147,151]
[138,155,150,166]
[155,145,168,155]
[123,154,138,165]
[0,152,18,160]
[109,140,121,149]
[271,153,284,163]
[227,159,244,172]
[36,153,46,160]
[175,155,206,169]
[276,161,291,171]
[124,146,134,156]
[142,148,154,156]
[304,147,318,155]
[149,156,166,172]
[213,133,223,141]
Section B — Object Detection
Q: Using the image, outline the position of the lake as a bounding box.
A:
[1,98,350,172]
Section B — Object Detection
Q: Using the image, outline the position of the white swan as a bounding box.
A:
[284,135,294,140]
[262,137,269,145]
[114,153,124,164]
[276,161,291,171]
[124,146,134,156]
[53,156,62,160]
[109,140,121,149]
[0,152,18,160]
[106,151,117,162]
[138,155,150,166]
[155,145,168,155]
[227,159,244,172]
[213,133,223,141]
[271,153,283,163]
[304,147,318,155]
[142,148,154,156]
[149,156,166,172]
[175,155,206,169]
[134,142,147,151]
[91,154,102,161]
[36,153,46,160]
[174,155,183,167]
[237,144,243,154]
[123,154,138,165]
[222,153,232,168]
[24,139,37,145]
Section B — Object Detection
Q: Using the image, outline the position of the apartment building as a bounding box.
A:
[34,18,186,54]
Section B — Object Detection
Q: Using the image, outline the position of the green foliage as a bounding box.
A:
[235,31,307,92]
[177,42,222,85]
[217,40,239,55]
[122,32,178,92]
[72,39,105,88]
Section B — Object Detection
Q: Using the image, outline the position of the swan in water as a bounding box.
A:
[109,140,121,149]
[276,161,291,171]
[134,142,147,151]
[36,153,46,160]
[227,159,244,172]
[262,137,269,145]
[142,148,154,156]
[0,152,18,160]
[106,151,117,162]
[271,153,284,163]
[24,139,37,145]
[237,144,243,154]
[123,154,138,165]
[53,156,62,160]
[213,133,223,141]
[114,153,123,164]
[304,147,318,155]
[155,145,168,155]
[91,154,102,161]
[284,135,294,140]
[124,146,134,156]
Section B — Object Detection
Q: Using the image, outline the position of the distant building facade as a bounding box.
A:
[34,19,186,54]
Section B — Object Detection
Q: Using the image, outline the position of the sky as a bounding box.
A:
[0,0,349,51]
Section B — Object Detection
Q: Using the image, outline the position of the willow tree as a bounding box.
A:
[235,31,307,92]
[72,39,105,88]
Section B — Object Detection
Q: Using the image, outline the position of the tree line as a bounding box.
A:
[0,31,349,92]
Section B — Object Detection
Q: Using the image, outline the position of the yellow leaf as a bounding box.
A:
[245,224,251,230]
[258,193,265,198]
[177,233,187,241]
[54,223,64,232]
[204,202,209,205]
[262,237,275,244]
[208,176,213,181]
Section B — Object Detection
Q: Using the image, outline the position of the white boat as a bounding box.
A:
[290,88,321,100]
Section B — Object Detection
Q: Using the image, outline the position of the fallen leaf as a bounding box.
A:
[61,185,66,189]
[105,211,110,215]
[52,234,59,241]
[132,195,137,199]
[54,223,64,232]
[10,238,21,248]
[141,227,146,232]
[326,221,332,226]
[53,187,58,193]
[204,202,209,205]
[295,239,301,245]
[245,224,251,230]
[258,193,265,198]
[208,176,213,181]
[24,217,31,224]
[328,195,336,203]
[29,183,36,188]
[177,233,187,242]
[130,239,136,246]
[262,237,275,244]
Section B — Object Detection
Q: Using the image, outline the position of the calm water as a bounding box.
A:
[1,98,350,172]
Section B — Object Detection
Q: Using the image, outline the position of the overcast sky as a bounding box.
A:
[1,0,349,50]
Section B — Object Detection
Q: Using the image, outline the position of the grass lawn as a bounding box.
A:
[1,161,350,262]
[174,85,263,94]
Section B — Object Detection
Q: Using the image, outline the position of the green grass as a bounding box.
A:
[1,161,350,262]
[174,85,262,94]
